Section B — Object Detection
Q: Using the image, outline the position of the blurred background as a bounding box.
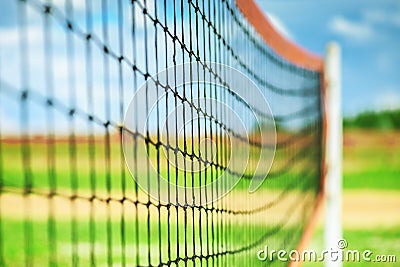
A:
[0,0,398,266]
[259,0,400,265]
[0,0,326,266]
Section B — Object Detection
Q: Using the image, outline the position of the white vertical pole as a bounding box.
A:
[325,42,342,267]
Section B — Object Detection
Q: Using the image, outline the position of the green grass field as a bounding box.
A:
[304,130,400,267]
[304,227,400,267]
[1,130,399,266]
[342,130,400,190]
[2,218,302,267]
[0,133,321,266]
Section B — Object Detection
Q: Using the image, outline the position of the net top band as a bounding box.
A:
[235,0,323,71]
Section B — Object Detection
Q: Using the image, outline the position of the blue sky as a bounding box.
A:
[1,0,399,136]
[0,0,322,134]
[259,0,400,115]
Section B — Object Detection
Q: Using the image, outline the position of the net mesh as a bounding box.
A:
[0,0,323,266]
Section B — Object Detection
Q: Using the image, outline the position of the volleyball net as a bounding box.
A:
[0,0,325,266]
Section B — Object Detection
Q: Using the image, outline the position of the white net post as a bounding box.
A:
[324,42,343,267]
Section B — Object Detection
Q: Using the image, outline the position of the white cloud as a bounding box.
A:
[329,15,374,41]
[363,10,400,27]
[0,2,173,134]
[374,88,400,111]
[266,13,295,41]
[363,10,387,24]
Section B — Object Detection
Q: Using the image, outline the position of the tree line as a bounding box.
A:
[343,109,400,130]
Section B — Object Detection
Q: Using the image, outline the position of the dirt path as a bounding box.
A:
[341,190,400,229]
[2,189,399,229]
